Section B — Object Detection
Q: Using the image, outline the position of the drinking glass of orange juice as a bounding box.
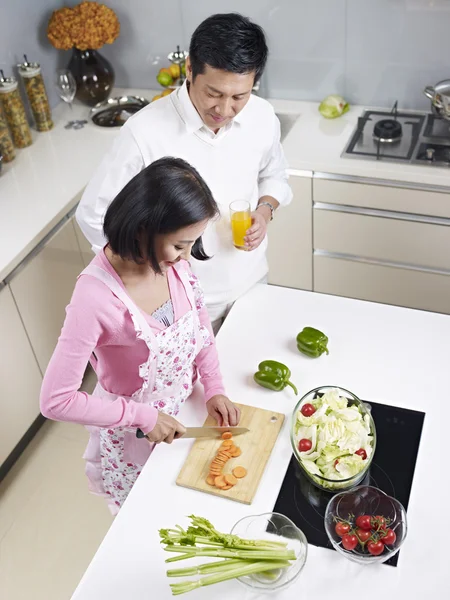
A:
[230,200,252,250]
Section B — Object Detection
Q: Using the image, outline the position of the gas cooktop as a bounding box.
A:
[343,102,450,167]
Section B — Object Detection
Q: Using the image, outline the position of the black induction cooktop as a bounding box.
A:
[273,401,425,567]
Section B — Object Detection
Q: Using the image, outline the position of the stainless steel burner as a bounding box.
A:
[373,118,403,143]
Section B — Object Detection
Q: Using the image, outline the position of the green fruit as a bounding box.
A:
[181,63,186,76]
[157,71,173,87]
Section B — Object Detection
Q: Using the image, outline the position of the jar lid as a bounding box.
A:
[17,57,41,78]
[0,72,18,93]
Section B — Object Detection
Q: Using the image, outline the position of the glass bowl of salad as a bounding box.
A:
[230,512,308,593]
[324,486,407,564]
[290,386,376,492]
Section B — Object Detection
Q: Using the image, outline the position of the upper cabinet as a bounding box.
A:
[8,217,85,374]
[267,174,313,291]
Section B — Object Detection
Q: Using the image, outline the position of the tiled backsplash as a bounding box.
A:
[102,0,449,110]
[0,0,64,109]
[1,0,449,109]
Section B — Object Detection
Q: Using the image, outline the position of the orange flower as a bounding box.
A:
[47,1,120,51]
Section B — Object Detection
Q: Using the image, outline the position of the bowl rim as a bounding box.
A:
[230,512,308,590]
[290,385,377,484]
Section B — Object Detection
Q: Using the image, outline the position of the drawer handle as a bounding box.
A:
[313,202,450,226]
[314,249,450,276]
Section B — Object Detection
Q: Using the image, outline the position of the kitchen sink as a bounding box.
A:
[276,113,299,141]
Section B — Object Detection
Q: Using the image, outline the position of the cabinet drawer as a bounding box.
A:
[313,178,450,218]
[314,254,450,314]
[314,207,450,272]
[72,217,95,267]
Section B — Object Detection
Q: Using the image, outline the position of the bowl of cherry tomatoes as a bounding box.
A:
[324,485,407,564]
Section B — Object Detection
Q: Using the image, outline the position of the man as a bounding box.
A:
[76,13,292,333]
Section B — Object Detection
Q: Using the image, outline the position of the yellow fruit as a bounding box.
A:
[152,94,163,102]
[159,67,171,75]
[161,89,173,97]
[168,64,180,79]
[157,71,173,87]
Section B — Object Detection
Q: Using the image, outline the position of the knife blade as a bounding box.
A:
[181,426,249,439]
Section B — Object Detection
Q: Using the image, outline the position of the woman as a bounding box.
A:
[40,157,240,514]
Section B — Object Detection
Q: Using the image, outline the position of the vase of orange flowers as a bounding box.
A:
[47,1,120,107]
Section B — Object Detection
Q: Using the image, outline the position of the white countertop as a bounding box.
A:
[72,284,449,599]
[1,88,449,282]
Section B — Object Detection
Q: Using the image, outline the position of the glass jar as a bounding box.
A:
[0,101,16,162]
[18,59,53,132]
[0,74,32,148]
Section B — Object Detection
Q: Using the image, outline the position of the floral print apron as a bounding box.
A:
[81,263,210,514]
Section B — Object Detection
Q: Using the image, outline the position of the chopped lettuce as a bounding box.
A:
[294,389,374,490]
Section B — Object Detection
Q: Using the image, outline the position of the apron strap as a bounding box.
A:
[174,261,196,309]
[82,265,155,341]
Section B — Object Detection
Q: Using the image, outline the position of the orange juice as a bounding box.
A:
[231,210,252,249]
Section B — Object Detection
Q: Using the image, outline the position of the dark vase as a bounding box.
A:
[67,48,115,107]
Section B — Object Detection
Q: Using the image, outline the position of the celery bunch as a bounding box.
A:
[160,515,295,596]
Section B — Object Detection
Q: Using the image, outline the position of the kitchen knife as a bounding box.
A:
[136,426,249,440]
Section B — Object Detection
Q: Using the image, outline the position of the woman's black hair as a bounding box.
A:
[103,157,219,273]
[189,13,268,83]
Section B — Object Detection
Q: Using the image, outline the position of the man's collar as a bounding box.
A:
[176,80,246,133]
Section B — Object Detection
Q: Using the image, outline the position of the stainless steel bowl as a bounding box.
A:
[424,79,450,121]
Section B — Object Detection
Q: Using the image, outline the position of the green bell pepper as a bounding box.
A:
[296,327,329,358]
[254,360,298,395]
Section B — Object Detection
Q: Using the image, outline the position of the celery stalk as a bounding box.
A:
[170,560,290,595]
[167,558,248,578]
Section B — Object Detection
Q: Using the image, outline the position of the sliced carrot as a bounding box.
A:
[231,447,242,458]
[233,466,247,479]
[222,484,232,490]
[221,440,233,448]
[206,475,216,486]
[221,432,233,440]
[214,475,226,488]
[225,474,237,486]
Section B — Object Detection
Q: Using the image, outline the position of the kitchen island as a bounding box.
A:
[71,284,448,599]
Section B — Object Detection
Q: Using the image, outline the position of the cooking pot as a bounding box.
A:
[424,79,450,120]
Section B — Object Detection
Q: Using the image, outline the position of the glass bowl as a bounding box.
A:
[230,512,307,593]
[325,486,407,564]
[291,386,377,492]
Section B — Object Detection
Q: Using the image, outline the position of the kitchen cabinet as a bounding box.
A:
[312,178,450,314]
[0,285,43,463]
[8,217,85,374]
[267,174,312,290]
[73,217,95,267]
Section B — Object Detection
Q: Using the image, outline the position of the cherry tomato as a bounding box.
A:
[381,529,396,545]
[335,522,351,537]
[334,459,339,468]
[341,534,358,551]
[298,438,312,452]
[300,403,316,417]
[371,515,387,531]
[355,448,367,460]
[356,528,371,543]
[367,540,385,556]
[355,515,372,531]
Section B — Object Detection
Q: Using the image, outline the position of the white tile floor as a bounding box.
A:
[0,371,113,600]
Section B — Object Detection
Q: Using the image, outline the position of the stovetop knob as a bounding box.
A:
[426,147,435,161]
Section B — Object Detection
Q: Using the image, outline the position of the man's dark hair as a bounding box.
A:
[103,157,218,274]
[189,13,268,83]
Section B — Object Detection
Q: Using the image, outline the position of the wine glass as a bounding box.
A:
[55,69,84,129]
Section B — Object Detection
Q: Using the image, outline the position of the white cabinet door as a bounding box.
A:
[9,218,85,374]
[73,217,95,267]
[314,254,450,314]
[0,285,43,462]
[267,175,312,290]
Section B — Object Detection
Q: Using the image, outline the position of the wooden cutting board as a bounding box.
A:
[176,403,285,504]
